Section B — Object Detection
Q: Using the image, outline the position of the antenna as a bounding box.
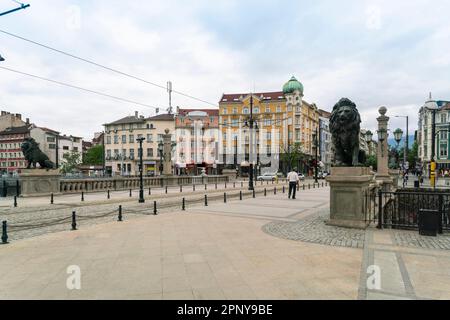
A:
[167,81,173,114]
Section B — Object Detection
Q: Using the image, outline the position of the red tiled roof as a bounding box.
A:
[220,91,286,103]
[177,109,219,116]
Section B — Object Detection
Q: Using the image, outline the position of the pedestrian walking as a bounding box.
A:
[287,167,299,199]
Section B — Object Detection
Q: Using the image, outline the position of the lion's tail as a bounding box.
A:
[44,160,55,169]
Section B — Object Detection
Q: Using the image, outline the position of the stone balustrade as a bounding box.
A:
[59,175,229,194]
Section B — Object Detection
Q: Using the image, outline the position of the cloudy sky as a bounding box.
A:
[0,0,449,139]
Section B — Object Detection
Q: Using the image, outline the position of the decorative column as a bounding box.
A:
[376,106,394,190]
[162,128,173,176]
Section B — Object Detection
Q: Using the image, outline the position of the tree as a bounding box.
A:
[60,151,81,174]
[280,142,305,173]
[365,154,377,171]
[83,144,104,165]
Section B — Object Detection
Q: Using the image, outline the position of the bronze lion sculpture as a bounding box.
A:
[330,98,365,166]
[21,137,55,169]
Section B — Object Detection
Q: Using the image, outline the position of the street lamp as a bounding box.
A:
[243,94,258,191]
[365,130,373,156]
[426,103,439,188]
[394,115,409,171]
[377,128,387,158]
[394,128,403,149]
[137,137,145,203]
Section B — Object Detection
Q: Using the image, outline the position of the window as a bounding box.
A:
[114,135,119,144]
[147,148,153,157]
[129,149,135,158]
[440,144,448,157]
[233,108,238,114]
[106,136,111,144]
[147,134,153,142]
[222,108,227,115]
[107,150,112,158]
[63,146,69,150]
[122,135,126,144]
[277,105,281,113]
[243,108,249,114]
[440,131,448,140]
[441,113,447,123]
[49,144,56,149]
[231,119,238,127]
[266,132,271,140]
[265,107,271,113]
[157,134,163,142]
[253,107,259,114]
[129,135,135,143]
[73,147,78,152]
[47,136,55,142]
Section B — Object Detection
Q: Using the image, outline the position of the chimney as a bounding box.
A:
[1,111,6,116]
[15,113,22,120]
[135,111,139,118]
[26,118,30,125]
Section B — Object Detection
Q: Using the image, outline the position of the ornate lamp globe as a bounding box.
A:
[365,130,373,143]
[394,128,403,145]
[377,128,387,142]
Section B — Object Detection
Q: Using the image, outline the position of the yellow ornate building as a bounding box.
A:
[218,76,320,174]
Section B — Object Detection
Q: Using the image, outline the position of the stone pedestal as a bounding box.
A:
[326,167,373,229]
[20,169,61,197]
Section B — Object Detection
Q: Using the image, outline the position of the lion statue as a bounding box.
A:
[330,98,365,166]
[21,137,55,169]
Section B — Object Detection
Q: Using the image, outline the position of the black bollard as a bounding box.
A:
[215,183,217,190]
[51,193,54,204]
[153,201,157,215]
[165,186,168,194]
[253,189,255,198]
[107,190,110,199]
[283,186,285,194]
[180,185,183,193]
[2,180,6,198]
[149,187,151,195]
[274,187,277,195]
[241,182,243,188]
[193,184,196,191]
[224,193,227,203]
[205,184,207,191]
[182,198,185,211]
[118,205,123,222]
[303,184,305,190]
[1,221,8,244]
[233,182,236,188]
[71,211,77,231]
[14,196,17,208]
[225,182,227,189]
[204,195,208,206]
[81,191,84,201]
[308,184,311,189]
[264,188,267,196]
[240,191,242,200]
[129,189,132,197]
[16,180,20,197]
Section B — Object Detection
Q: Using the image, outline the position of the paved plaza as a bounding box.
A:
[0,185,449,300]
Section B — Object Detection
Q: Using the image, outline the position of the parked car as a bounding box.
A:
[318,172,328,179]
[298,173,305,181]
[257,172,277,181]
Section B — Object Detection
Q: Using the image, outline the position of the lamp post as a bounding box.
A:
[243,94,258,191]
[394,128,403,169]
[137,137,145,203]
[426,104,439,188]
[365,130,373,156]
[394,115,409,171]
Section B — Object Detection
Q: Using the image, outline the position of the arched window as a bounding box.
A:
[243,108,249,114]
[253,107,259,114]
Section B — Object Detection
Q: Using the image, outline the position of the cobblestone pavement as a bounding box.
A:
[263,209,450,251]
[262,209,366,248]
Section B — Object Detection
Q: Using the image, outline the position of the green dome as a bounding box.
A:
[282,76,304,95]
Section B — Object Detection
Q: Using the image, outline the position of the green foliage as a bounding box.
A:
[280,142,305,171]
[365,155,377,171]
[60,151,81,174]
[83,144,104,165]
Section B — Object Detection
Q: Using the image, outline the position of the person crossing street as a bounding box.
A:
[287,168,300,199]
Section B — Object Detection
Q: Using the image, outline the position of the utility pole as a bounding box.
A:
[314,127,319,183]
[0,3,30,17]
[167,81,173,114]
[137,137,145,203]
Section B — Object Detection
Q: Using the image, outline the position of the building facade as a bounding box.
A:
[104,112,175,176]
[174,108,219,175]
[0,111,28,132]
[318,109,332,172]
[0,125,30,174]
[418,100,450,174]
[218,76,320,175]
